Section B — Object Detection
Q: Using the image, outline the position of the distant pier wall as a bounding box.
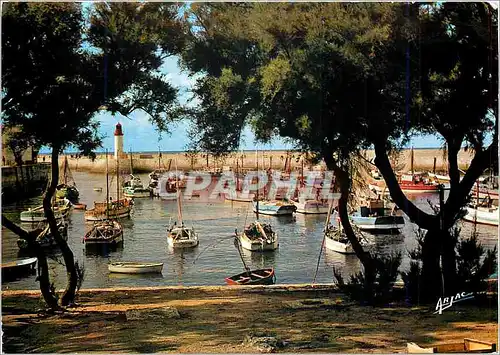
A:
[1,163,51,203]
[38,148,476,175]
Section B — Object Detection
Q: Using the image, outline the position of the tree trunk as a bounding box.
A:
[1,215,60,310]
[43,145,78,306]
[322,151,376,287]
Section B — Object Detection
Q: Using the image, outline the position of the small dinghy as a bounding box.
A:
[108,262,164,274]
[2,257,37,281]
[225,268,275,285]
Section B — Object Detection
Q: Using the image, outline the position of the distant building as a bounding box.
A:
[114,123,124,159]
[1,126,38,166]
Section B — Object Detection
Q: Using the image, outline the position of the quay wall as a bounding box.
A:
[38,148,475,174]
[1,163,51,203]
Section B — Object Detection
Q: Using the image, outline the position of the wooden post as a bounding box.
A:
[433,157,437,174]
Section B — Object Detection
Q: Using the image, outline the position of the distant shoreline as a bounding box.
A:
[39,147,446,156]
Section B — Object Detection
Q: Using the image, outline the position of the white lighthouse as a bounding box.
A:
[114,123,124,159]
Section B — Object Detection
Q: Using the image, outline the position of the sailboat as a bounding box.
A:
[20,198,71,223]
[84,151,124,245]
[370,147,438,194]
[225,160,254,203]
[225,236,275,285]
[236,160,279,252]
[56,156,80,201]
[84,152,133,221]
[324,200,373,254]
[166,161,199,248]
[123,150,150,198]
[293,158,330,214]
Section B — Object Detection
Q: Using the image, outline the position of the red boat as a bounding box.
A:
[398,174,439,193]
[225,268,275,285]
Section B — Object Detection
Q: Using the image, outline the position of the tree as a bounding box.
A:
[180,2,497,302]
[371,3,498,300]
[180,3,410,286]
[2,2,185,307]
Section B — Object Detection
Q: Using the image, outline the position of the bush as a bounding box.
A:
[333,252,402,306]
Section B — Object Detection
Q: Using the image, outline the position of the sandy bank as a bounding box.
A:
[2,284,497,353]
[39,148,475,174]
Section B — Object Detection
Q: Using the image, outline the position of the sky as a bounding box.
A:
[40,54,444,154]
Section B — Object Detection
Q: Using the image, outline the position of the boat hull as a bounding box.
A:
[252,201,296,216]
[2,257,37,280]
[108,262,163,274]
[238,234,278,252]
[225,268,275,285]
[325,236,356,254]
[167,227,199,248]
[350,215,405,233]
[293,200,329,214]
[463,206,499,226]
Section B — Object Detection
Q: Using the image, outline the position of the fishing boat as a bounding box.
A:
[463,200,499,226]
[226,227,276,285]
[236,221,279,252]
[225,268,275,285]
[323,201,373,254]
[108,261,163,274]
[84,220,123,245]
[17,220,68,250]
[20,198,71,222]
[122,152,151,198]
[472,175,499,200]
[84,152,132,221]
[293,198,329,214]
[370,173,439,194]
[166,161,199,249]
[2,257,37,280]
[56,156,80,201]
[72,203,87,210]
[350,198,405,233]
[252,199,296,216]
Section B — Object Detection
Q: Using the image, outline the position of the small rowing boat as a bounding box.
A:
[108,262,164,274]
[225,268,275,285]
[2,257,37,281]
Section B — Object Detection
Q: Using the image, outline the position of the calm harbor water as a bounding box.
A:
[2,171,497,290]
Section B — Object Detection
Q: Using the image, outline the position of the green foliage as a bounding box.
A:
[333,252,402,306]
[2,2,185,153]
[403,227,497,304]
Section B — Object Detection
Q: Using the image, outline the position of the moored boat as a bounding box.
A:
[56,156,80,201]
[108,261,163,274]
[84,198,133,221]
[2,257,37,280]
[463,203,499,226]
[225,268,275,285]
[236,221,279,252]
[20,198,71,223]
[17,220,69,250]
[324,225,373,254]
[252,199,296,216]
[293,198,329,214]
[350,198,405,233]
[84,220,123,245]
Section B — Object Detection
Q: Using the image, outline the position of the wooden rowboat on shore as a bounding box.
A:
[407,338,496,353]
[108,262,164,274]
[225,268,275,285]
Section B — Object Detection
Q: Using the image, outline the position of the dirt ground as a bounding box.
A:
[2,285,497,353]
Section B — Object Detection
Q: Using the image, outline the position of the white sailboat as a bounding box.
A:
[236,158,278,252]
[324,200,373,254]
[166,161,199,248]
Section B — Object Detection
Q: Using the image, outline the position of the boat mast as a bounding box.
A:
[235,237,251,273]
[175,159,183,226]
[129,148,133,175]
[410,146,414,174]
[106,150,109,219]
[256,151,259,220]
[117,153,120,202]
